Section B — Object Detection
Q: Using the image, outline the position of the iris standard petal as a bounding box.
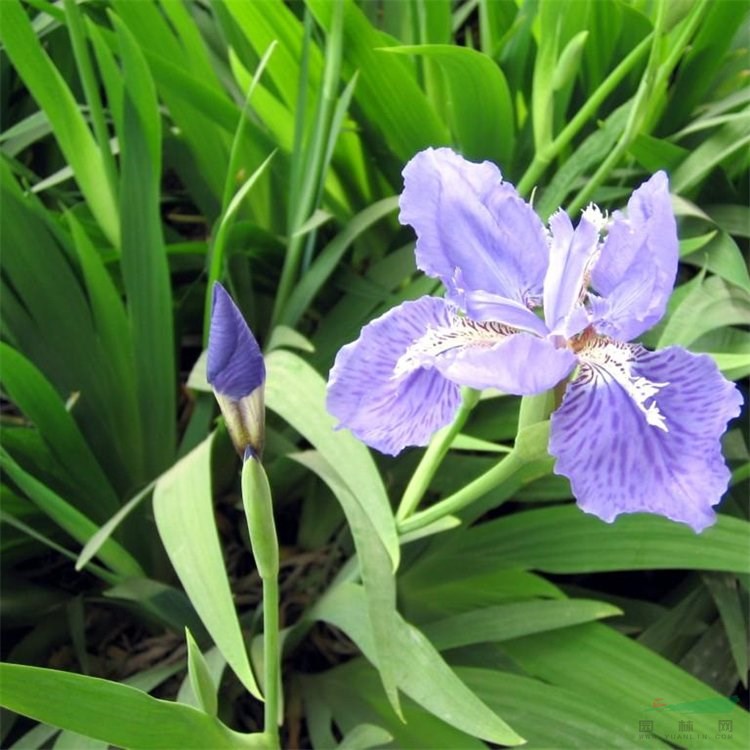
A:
[399,147,549,305]
[542,209,598,337]
[590,171,678,341]
[326,296,462,456]
[433,330,577,394]
[550,342,742,532]
[207,282,265,399]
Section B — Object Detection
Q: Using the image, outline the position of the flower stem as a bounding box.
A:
[396,388,481,523]
[397,449,527,535]
[240,457,281,747]
[517,391,556,432]
[262,574,281,750]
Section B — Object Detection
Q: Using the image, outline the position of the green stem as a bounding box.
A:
[517,391,556,432]
[397,450,527,535]
[262,574,281,750]
[240,457,281,745]
[396,388,480,523]
[516,33,652,197]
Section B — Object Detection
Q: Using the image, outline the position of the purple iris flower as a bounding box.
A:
[326,148,742,532]
[207,282,266,457]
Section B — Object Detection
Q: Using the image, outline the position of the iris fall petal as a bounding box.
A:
[549,343,742,531]
[326,296,462,456]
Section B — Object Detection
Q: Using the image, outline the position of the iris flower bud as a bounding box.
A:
[206,283,265,458]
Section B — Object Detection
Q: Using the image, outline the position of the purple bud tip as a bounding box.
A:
[207,283,265,399]
[243,445,257,463]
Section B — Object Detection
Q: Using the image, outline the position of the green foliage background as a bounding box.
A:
[0,0,748,748]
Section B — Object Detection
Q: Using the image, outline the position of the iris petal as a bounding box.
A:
[433,330,577,395]
[542,209,598,337]
[452,285,551,337]
[326,296,461,456]
[590,171,678,341]
[550,342,742,532]
[399,148,549,305]
[207,283,265,399]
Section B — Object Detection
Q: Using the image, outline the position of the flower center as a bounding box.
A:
[569,326,598,353]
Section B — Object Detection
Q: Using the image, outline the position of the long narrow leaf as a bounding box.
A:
[0,0,119,245]
[290,451,402,718]
[437,505,750,574]
[264,349,399,569]
[384,45,514,165]
[314,583,524,746]
[504,622,749,747]
[280,196,399,327]
[306,0,449,161]
[113,16,176,475]
[0,450,143,579]
[423,599,622,650]
[0,664,264,750]
[152,435,262,700]
[0,342,119,521]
